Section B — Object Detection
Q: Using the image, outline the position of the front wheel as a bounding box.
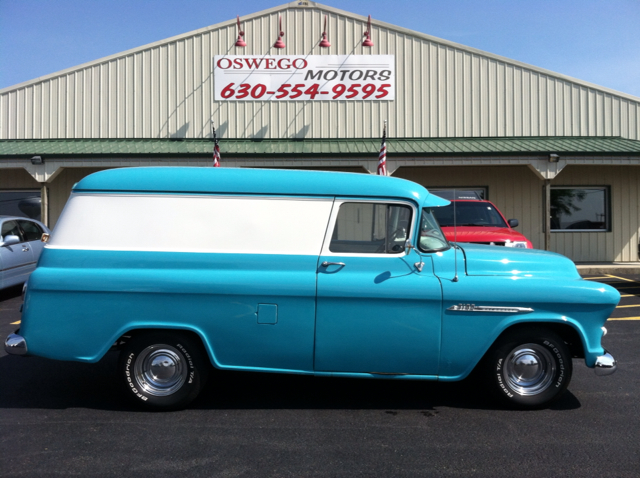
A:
[484,327,572,409]
[118,331,209,410]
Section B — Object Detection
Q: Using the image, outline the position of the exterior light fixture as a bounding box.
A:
[363,15,374,47]
[549,153,560,163]
[235,15,246,47]
[30,155,43,165]
[320,15,331,48]
[274,15,285,49]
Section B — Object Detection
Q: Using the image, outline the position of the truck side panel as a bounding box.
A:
[23,250,319,372]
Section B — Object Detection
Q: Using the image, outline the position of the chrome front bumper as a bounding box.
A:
[4,333,28,356]
[594,350,617,376]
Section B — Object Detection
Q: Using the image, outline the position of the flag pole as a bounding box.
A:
[377,120,387,176]
[212,122,221,167]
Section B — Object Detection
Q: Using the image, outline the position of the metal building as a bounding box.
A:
[1,1,640,262]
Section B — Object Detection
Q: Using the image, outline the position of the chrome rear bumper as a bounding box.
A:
[4,333,28,356]
[594,350,617,376]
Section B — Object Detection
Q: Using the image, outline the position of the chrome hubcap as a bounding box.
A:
[503,344,556,396]
[134,345,187,396]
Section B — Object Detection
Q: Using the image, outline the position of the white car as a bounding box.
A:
[0,216,50,290]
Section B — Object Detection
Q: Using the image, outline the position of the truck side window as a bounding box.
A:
[329,203,412,254]
[418,208,449,252]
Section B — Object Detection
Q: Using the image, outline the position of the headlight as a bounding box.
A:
[505,241,528,248]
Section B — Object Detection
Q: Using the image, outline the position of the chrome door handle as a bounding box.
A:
[22,247,30,252]
[321,261,346,267]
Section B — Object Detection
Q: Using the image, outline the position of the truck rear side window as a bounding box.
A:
[329,203,412,254]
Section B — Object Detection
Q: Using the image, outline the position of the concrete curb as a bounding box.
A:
[576,263,640,276]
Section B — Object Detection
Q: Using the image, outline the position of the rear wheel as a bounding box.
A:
[485,327,572,408]
[118,331,209,410]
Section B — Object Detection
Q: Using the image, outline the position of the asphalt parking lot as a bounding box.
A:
[1,275,639,477]
[581,273,640,321]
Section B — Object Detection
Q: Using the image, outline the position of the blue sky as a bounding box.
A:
[1,0,639,97]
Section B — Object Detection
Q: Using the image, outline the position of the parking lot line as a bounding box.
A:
[584,276,611,280]
[616,304,640,308]
[608,317,640,321]
[620,294,635,298]
[606,274,640,283]
[10,320,20,325]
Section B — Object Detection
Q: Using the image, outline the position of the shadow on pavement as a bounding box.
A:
[0,351,581,412]
[0,284,22,302]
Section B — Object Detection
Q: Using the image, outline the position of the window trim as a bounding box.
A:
[427,187,489,201]
[550,186,611,233]
[321,199,416,258]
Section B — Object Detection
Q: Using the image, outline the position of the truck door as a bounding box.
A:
[315,200,442,375]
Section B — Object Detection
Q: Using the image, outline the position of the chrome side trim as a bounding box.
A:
[4,333,28,356]
[0,261,37,272]
[447,304,534,313]
[594,350,617,376]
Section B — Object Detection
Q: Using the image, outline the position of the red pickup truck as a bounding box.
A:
[430,191,533,249]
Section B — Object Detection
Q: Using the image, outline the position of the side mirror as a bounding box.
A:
[1,235,21,246]
[508,219,519,228]
[404,240,424,272]
[404,239,413,253]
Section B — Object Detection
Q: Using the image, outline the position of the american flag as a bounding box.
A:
[212,124,221,167]
[377,121,387,176]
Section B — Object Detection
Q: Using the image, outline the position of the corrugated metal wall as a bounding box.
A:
[396,165,640,262]
[2,5,640,140]
[47,168,109,225]
[0,169,40,189]
[14,163,640,263]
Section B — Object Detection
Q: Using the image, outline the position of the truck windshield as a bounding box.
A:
[432,201,508,227]
[419,208,449,252]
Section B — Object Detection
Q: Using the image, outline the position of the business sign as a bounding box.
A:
[214,55,395,101]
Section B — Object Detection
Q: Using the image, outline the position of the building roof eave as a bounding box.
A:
[2,136,640,160]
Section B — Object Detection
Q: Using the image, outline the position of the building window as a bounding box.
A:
[428,188,487,200]
[0,190,41,220]
[550,187,610,232]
